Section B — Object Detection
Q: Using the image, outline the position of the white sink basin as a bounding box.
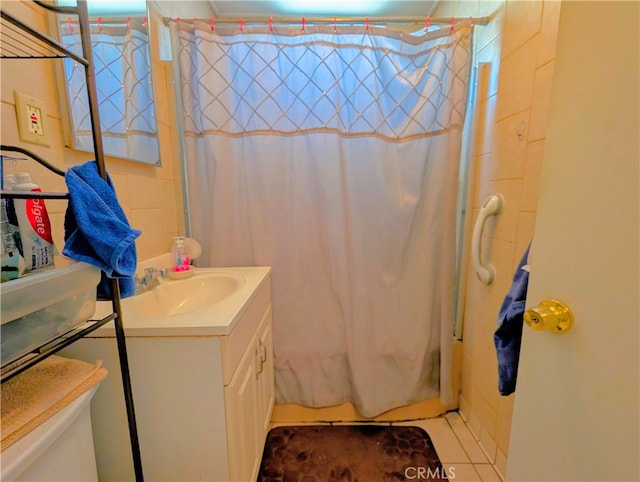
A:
[92,267,270,337]
[132,273,240,318]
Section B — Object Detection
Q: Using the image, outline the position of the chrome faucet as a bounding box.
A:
[134,267,169,294]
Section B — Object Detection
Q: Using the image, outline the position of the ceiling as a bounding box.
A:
[208,1,440,19]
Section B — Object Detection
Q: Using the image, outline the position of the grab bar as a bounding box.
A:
[472,194,504,284]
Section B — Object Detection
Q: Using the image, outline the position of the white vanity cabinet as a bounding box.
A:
[61,268,274,482]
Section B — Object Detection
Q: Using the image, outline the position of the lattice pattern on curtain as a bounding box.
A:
[176,23,472,142]
[61,20,159,164]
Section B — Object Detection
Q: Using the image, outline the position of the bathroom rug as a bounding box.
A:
[257,424,447,481]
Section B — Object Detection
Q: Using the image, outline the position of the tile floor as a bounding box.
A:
[272,411,502,481]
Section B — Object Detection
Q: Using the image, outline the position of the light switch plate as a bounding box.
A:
[14,91,50,147]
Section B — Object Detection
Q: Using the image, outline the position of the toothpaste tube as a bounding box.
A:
[13,172,55,272]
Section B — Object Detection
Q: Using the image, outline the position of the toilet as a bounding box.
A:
[1,384,101,482]
[1,356,107,482]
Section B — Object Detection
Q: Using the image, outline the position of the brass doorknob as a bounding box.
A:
[524,299,573,333]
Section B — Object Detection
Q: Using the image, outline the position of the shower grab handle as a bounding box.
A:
[472,194,504,285]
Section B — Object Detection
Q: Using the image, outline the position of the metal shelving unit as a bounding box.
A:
[0,2,143,480]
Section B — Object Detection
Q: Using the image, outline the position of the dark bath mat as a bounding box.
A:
[257,424,448,482]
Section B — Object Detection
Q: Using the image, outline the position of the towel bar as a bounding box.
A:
[472,194,504,284]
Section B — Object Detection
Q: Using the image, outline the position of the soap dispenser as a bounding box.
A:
[171,236,190,272]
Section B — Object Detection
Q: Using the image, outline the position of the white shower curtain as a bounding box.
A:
[173,20,471,417]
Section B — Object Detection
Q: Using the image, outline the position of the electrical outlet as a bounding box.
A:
[27,105,44,135]
[14,91,50,147]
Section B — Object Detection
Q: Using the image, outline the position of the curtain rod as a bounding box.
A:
[164,15,490,27]
[63,16,146,24]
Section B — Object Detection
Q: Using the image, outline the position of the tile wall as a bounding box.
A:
[0,1,185,262]
[432,0,561,476]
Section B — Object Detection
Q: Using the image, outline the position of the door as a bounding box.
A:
[506,2,639,481]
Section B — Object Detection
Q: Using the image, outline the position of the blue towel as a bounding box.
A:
[494,243,531,396]
[63,161,141,299]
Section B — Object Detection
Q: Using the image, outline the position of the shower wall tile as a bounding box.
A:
[445,412,489,464]
[521,140,545,212]
[492,110,529,180]
[479,426,499,463]
[128,173,163,210]
[464,257,487,311]
[476,36,502,99]
[462,308,477,361]
[528,61,556,142]
[514,213,536,271]
[485,238,516,301]
[475,463,502,481]
[110,172,133,220]
[496,38,539,121]
[495,394,515,452]
[501,0,543,58]
[494,446,508,479]
[470,341,499,413]
[459,394,483,441]
[130,208,167,257]
[537,0,562,66]
[475,293,502,348]
[460,361,477,412]
[160,179,180,240]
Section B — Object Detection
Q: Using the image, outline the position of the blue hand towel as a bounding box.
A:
[494,243,531,396]
[63,161,141,299]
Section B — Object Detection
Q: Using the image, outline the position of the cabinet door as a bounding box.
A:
[224,336,260,482]
[256,304,275,436]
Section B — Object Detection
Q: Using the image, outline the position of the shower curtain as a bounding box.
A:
[172,20,471,417]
